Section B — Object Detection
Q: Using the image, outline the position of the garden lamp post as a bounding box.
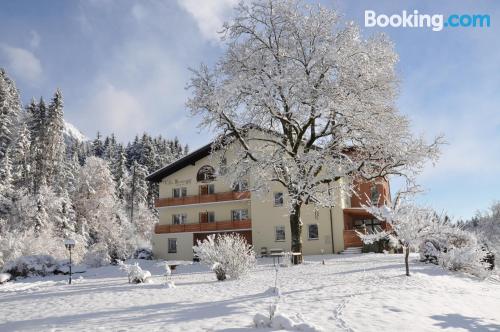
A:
[64,239,76,284]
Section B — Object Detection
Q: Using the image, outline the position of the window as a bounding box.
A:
[172,214,187,224]
[370,185,379,204]
[273,192,284,207]
[199,184,215,195]
[199,211,215,223]
[168,238,177,253]
[275,225,286,241]
[173,187,187,198]
[231,209,248,221]
[197,165,216,182]
[207,211,215,222]
[314,210,320,220]
[233,180,248,192]
[308,224,319,240]
[353,218,382,233]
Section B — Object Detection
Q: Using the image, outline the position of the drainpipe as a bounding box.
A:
[328,182,335,254]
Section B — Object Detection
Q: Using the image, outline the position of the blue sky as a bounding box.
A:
[0,0,498,219]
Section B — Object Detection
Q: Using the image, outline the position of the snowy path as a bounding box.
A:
[0,254,499,331]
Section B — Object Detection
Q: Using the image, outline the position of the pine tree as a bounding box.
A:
[30,98,48,193]
[126,161,148,224]
[11,122,31,187]
[0,149,13,193]
[45,89,66,190]
[92,132,104,158]
[111,146,128,201]
[0,69,21,160]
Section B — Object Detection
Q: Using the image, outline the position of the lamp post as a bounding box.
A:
[64,239,76,284]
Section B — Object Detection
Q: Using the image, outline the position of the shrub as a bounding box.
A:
[193,233,256,281]
[118,261,151,283]
[2,255,59,278]
[133,247,153,260]
[83,243,111,268]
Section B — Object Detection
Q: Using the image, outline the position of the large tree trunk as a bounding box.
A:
[404,244,410,276]
[289,203,303,264]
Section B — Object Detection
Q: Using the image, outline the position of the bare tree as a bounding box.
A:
[187,0,443,262]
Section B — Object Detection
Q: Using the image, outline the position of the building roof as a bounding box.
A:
[146,142,213,182]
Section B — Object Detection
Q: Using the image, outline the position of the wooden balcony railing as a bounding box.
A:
[155,219,252,234]
[155,191,251,208]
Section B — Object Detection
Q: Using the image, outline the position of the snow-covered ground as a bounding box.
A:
[0,254,499,331]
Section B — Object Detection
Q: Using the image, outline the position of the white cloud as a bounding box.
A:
[86,82,147,139]
[29,30,40,48]
[131,4,147,21]
[0,44,42,83]
[177,0,238,41]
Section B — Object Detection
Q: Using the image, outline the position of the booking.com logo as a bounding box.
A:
[365,10,491,31]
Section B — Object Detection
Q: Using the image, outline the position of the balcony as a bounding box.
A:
[154,219,252,234]
[155,191,251,208]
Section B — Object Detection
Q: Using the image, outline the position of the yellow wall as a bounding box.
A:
[250,183,345,255]
[152,138,349,260]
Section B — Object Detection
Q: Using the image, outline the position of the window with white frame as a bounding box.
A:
[172,214,187,224]
[273,192,284,207]
[173,187,187,198]
[231,209,248,221]
[168,238,177,253]
[308,224,319,240]
[275,225,286,241]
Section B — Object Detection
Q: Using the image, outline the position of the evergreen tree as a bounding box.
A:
[92,132,104,158]
[44,89,66,190]
[126,161,148,224]
[0,69,21,160]
[30,98,48,193]
[111,146,128,201]
[11,122,31,187]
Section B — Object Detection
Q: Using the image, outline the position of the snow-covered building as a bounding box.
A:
[147,143,390,260]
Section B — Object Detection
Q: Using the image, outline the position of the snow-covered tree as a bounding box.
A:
[126,161,148,222]
[361,191,436,276]
[0,69,21,160]
[193,233,256,280]
[28,98,48,193]
[74,157,132,259]
[111,146,128,201]
[44,89,66,191]
[187,0,443,261]
[11,122,31,187]
[92,132,104,158]
[463,202,500,258]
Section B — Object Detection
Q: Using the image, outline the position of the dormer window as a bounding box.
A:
[197,165,216,183]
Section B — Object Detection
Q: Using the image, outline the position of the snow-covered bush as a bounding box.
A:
[83,243,111,268]
[419,221,493,276]
[2,255,59,277]
[0,272,11,284]
[193,233,256,281]
[419,240,440,264]
[439,246,490,277]
[118,261,151,283]
[133,247,153,260]
[463,202,500,259]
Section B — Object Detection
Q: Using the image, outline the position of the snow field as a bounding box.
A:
[0,254,499,331]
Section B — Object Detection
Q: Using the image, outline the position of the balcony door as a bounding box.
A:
[199,184,215,195]
[199,211,215,223]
